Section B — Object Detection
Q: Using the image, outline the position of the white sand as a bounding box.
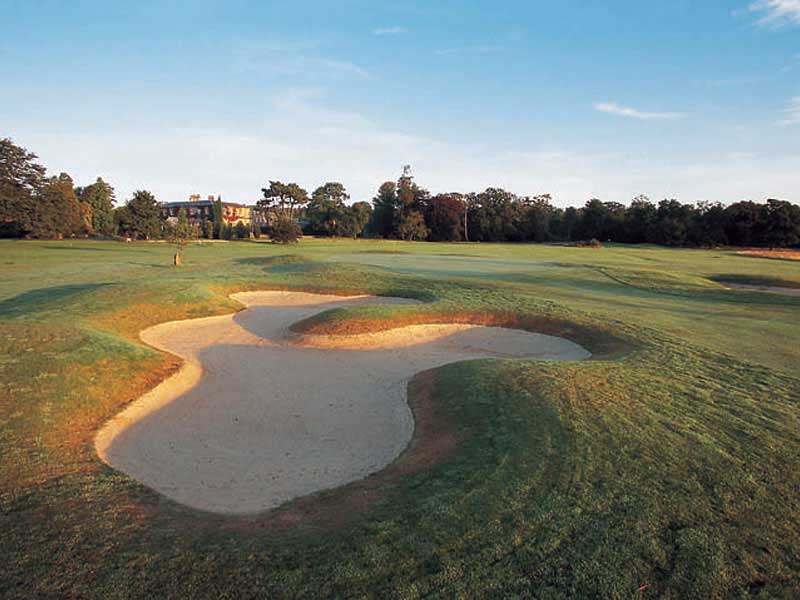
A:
[95,291,590,514]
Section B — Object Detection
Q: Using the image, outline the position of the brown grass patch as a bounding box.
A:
[736,249,800,261]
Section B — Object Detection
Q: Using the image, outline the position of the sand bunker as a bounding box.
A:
[95,291,590,514]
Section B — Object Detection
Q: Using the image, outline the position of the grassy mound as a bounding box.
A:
[290,306,632,360]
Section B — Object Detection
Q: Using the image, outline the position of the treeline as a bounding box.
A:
[3,137,799,247]
[0,138,115,238]
[0,138,255,241]
[1,137,127,239]
[345,168,800,247]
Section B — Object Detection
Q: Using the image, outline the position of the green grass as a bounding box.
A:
[1,238,799,598]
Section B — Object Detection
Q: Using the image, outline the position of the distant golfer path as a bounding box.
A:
[96,291,590,514]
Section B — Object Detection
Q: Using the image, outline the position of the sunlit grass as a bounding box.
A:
[1,238,799,597]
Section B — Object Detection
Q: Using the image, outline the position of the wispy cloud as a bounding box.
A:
[435,45,503,56]
[232,40,368,79]
[782,96,800,124]
[373,26,406,35]
[594,102,687,120]
[749,0,800,26]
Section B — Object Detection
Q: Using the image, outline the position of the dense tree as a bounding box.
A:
[370,181,397,238]
[624,195,657,243]
[579,199,609,240]
[559,206,580,241]
[691,201,728,247]
[259,181,308,220]
[31,173,83,238]
[650,199,693,246]
[0,138,46,236]
[0,137,46,189]
[389,166,430,240]
[763,199,800,248]
[125,190,161,239]
[396,210,428,241]
[113,205,132,237]
[469,188,523,241]
[340,201,372,239]
[75,177,116,236]
[723,201,763,246]
[522,194,556,242]
[307,182,349,236]
[425,193,465,241]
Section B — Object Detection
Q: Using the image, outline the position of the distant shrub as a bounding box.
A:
[575,238,603,248]
[234,221,249,239]
[270,216,302,244]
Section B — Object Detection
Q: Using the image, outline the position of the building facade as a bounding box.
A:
[160,195,253,227]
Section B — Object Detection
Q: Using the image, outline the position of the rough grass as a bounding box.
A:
[1,239,799,598]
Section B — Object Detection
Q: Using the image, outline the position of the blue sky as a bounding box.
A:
[1,0,798,206]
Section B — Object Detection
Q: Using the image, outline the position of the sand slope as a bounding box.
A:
[95,291,590,514]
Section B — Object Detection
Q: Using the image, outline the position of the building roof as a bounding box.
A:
[161,200,250,209]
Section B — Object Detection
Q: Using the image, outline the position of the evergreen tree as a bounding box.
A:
[308,182,349,236]
[370,181,397,238]
[126,190,161,239]
[212,196,223,239]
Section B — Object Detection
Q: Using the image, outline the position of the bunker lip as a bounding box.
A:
[290,310,632,360]
[94,291,591,517]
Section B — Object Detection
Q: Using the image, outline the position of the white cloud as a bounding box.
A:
[373,26,406,35]
[594,102,687,120]
[749,0,800,26]
[781,96,800,124]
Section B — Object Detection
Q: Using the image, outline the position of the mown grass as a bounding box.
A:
[1,238,799,598]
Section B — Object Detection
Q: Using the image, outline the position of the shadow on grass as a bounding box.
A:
[234,255,311,267]
[710,274,800,289]
[40,245,135,252]
[0,283,113,318]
